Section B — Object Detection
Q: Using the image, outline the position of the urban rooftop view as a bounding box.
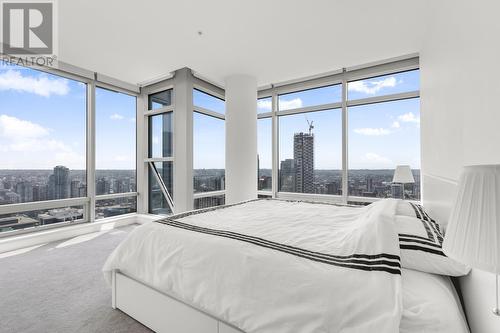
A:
[0,60,420,234]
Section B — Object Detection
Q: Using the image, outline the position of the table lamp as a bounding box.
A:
[443,164,500,316]
[392,165,415,199]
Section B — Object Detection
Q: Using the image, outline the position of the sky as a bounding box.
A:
[0,62,419,171]
[0,62,136,170]
[258,70,421,170]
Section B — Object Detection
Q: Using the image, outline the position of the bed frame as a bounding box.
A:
[111,270,244,333]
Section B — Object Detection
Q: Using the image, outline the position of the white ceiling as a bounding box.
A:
[58,0,426,87]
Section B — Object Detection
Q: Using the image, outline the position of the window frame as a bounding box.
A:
[193,85,225,120]
[144,85,175,216]
[192,84,226,208]
[0,62,140,238]
[94,85,139,219]
[257,57,420,204]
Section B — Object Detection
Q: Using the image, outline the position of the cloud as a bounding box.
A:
[258,97,303,111]
[279,98,303,110]
[354,127,391,136]
[398,112,420,124]
[391,121,400,128]
[0,69,69,97]
[364,153,392,165]
[129,117,136,123]
[348,76,397,95]
[0,114,84,169]
[257,99,272,112]
[0,114,50,139]
[110,113,124,120]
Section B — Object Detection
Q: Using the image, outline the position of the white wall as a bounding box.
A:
[420,1,500,332]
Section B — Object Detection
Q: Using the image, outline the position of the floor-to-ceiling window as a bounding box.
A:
[257,116,272,192]
[279,108,342,195]
[193,88,225,209]
[95,87,137,219]
[257,97,273,196]
[147,89,174,215]
[347,70,420,201]
[276,84,343,196]
[258,58,420,204]
[0,63,87,232]
[0,61,140,234]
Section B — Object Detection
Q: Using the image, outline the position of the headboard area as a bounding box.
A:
[422,173,458,231]
[422,173,500,333]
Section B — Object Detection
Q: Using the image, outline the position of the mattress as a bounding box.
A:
[103,199,469,333]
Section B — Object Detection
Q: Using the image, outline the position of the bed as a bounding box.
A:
[103,199,469,333]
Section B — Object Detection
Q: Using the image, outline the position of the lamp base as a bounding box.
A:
[493,308,500,316]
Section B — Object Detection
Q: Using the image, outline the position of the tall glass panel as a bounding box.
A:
[258,118,272,191]
[148,113,173,158]
[278,110,342,195]
[348,98,421,200]
[193,112,225,193]
[0,62,86,232]
[95,87,136,196]
[148,161,173,215]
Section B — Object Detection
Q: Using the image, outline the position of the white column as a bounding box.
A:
[135,93,148,214]
[225,74,257,204]
[173,68,194,212]
[86,80,96,222]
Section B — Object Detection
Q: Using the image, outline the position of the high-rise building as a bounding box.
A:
[52,166,70,199]
[326,182,339,195]
[78,184,87,197]
[279,159,295,192]
[15,181,33,203]
[366,176,373,192]
[33,184,48,202]
[96,177,110,195]
[48,174,55,200]
[293,132,314,193]
[71,180,81,198]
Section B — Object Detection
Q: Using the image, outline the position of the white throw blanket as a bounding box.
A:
[103,199,402,332]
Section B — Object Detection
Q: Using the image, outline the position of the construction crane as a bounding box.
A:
[306,117,314,135]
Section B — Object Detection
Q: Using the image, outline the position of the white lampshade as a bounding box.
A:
[443,165,500,274]
[392,165,415,183]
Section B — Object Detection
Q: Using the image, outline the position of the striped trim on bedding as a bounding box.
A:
[156,201,401,275]
[399,203,445,256]
[159,219,401,275]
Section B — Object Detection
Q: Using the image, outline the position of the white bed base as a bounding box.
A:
[111,270,244,333]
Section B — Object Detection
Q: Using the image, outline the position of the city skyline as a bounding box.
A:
[0,166,136,205]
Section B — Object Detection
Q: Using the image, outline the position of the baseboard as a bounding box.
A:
[0,213,160,254]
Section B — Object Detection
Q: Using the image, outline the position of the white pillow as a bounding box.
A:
[395,199,418,218]
[396,200,442,226]
[394,214,470,276]
[400,269,469,333]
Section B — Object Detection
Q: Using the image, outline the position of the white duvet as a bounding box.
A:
[103,199,403,332]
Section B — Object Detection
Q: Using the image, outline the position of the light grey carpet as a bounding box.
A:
[0,224,153,333]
